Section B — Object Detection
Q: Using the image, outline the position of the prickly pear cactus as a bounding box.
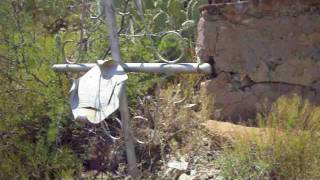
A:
[167,0,186,27]
[152,10,170,32]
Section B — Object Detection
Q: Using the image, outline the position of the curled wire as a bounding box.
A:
[116,1,185,64]
[102,117,122,141]
[132,116,155,144]
[155,31,185,64]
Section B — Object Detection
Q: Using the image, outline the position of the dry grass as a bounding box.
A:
[217,95,320,179]
[156,77,216,156]
[134,75,222,179]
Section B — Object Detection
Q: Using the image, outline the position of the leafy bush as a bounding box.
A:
[0,77,83,179]
[217,95,320,179]
[0,139,82,179]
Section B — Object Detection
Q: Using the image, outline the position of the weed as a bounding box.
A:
[217,95,320,179]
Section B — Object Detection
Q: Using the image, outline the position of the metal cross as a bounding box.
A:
[52,0,212,178]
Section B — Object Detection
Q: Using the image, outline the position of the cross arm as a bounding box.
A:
[52,63,212,74]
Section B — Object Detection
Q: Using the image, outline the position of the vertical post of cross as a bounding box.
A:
[103,0,139,178]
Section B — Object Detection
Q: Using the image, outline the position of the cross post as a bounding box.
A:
[103,0,139,177]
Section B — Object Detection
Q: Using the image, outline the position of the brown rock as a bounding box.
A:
[197,1,320,121]
[201,73,318,122]
[203,120,268,141]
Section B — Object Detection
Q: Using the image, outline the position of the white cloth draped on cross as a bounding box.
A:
[69,60,128,124]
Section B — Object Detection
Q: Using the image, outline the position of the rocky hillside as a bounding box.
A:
[197,0,320,121]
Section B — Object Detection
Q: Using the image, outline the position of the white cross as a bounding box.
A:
[52,0,212,178]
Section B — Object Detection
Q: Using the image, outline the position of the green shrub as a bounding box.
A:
[0,137,82,180]
[217,95,320,179]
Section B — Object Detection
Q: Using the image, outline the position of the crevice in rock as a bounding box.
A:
[215,70,318,95]
[240,81,317,95]
[208,56,218,78]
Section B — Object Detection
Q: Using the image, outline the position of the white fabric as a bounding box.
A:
[69,60,127,124]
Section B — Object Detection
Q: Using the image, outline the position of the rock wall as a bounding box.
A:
[197,0,320,121]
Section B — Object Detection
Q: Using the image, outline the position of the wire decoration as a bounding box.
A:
[62,0,187,65]
[61,0,195,145]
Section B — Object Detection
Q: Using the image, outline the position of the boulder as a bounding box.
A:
[197,0,320,121]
